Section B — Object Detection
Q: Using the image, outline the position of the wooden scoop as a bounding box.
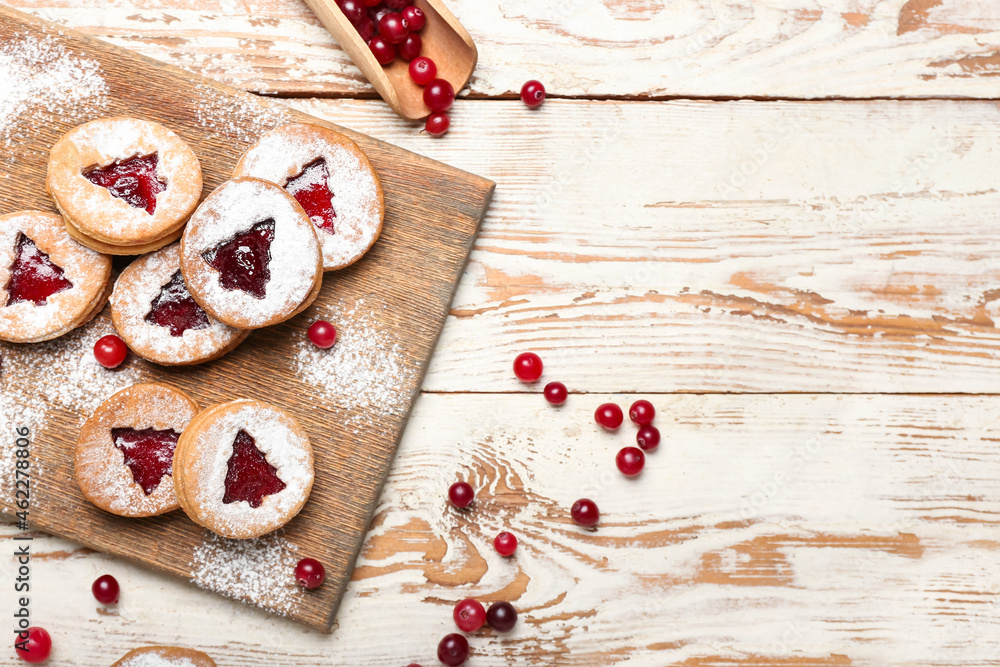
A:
[304,0,478,121]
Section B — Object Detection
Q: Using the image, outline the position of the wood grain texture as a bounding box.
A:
[5,392,1000,665]
[0,7,492,632]
[9,0,1000,98]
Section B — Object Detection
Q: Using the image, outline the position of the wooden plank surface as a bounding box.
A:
[0,7,493,633]
[8,0,1000,98]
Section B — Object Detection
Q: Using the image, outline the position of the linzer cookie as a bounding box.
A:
[75,383,199,518]
[179,177,323,329]
[233,123,384,271]
[111,646,217,667]
[47,117,202,254]
[173,399,314,539]
[110,244,248,366]
[0,210,112,343]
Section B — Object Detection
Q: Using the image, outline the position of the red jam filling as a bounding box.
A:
[5,233,73,307]
[110,427,180,496]
[202,219,275,300]
[144,270,210,337]
[83,153,166,215]
[285,158,336,234]
[223,429,286,508]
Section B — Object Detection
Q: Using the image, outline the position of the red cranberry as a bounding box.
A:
[571,498,599,527]
[360,0,381,6]
[94,334,127,369]
[594,403,623,430]
[369,36,396,65]
[409,56,437,85]
[402,5,426,31]
[385,0,410,8]
[616,446,644,477]
[448,481,474,508]
[520,80,546,107]
[356,15,376,41]
[437,634,469,666]
[629,399,655,425]
[92,574,119,604]
[513,352,543,382]
[423,78,455,112]
[379,12,409,44]
[368,5,392,23]
[543,381,567,405]
[494,531,518,557]
[485,601,517,632]
[295,558,326,589]
[637,425,660,451]
[453,598,486,632]
[425,112,450,137]
[14,627,51,663]
[398,32,422,60]
[338,0,366,24]
[308,320,337,348]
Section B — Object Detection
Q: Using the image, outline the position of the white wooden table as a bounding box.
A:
[4,1,1000,664]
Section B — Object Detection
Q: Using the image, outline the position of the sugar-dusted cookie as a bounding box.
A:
[111,646,216,667]
[75,383,199,517]
[173,399,314,539]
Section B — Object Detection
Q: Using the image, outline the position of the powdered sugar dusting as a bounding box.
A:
[119,654,198,667]
[189,532,300,615]
[191,84,291,144]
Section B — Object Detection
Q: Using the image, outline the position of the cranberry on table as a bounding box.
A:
[520,80,546,107]
[94,334,127,369]
[338,0,366,24]
[425,112,450,137]
[594,403,623,430]
[636,425,660,451]
[409,56,437,85]
[513,352,543,383]
[423,78,455,112]
[448,481,475,508]
[369,36,396,65]
[295,558,326,589]
[486,601,518,632]
[14,627,51,663]
[616,446,645,477]
[629,399,655,425]
[402,5,426,31]
[92,574,119,604]
[378,12,410,44]
[543,381,567,405]
[308,320,337,349]
[453,598,486,632]
[494,531,518,557]
[571,498,599,527]
[437,633,469,667]
[398,32,422,61]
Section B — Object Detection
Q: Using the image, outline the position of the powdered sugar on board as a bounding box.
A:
[191,84,291,144]
[118,654,198,667]
[189,532,301,615]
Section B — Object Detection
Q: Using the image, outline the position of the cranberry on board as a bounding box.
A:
[437,634,469,667]
[369,36,396,65]
[543,381,568,405]
[448,481,475,508]
[494,531,518,557]
[629,399,655,425]
[92,574,120,604]
[378,12,410,44]
[398,32,422,61]
[14,627,51,663]
[513,352,543,382]
[308,320,337,349]
[409,56,437,85]
[571,498,599,527]
[453,598,486,632]
[94,334,128,369]
[520,80,546,107]
[403,5,426,31]
[295,558,326,589]
[425,112,450,137]
[616,446,645,477]
[594,403,623,430]
[637,425,660,451]
[486,601,518,632]
[423,78,455,112]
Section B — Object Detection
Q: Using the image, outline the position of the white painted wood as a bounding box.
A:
[6,393,1000,665]
[9,0,1000,98]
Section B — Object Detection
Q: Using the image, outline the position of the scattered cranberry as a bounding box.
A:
[92,574,119,604]
[14,627,51,663]
[295,558,326,589]
[453,598,486,632]
[423,78,455,112]
[369,36,396,65]
[425,112,450,137]
[571,498,599,527]
[629,399,655,425]
[543,381,567,405]
[513,352,543,383]
[409,56,437,85]
[494,531,518,557]
[308,320,337,349]
[520,80,546,107]
[486,601,518,632]
[636,425,660,451]
[338,0,366,24]
[94,334,127,369]
[378,12,410,44]
[616,446,645,477]
[402,5,426,31]
[448,481,475,508]
[437,634,469,666]
[398,32,422,61]
[594,403,623,430]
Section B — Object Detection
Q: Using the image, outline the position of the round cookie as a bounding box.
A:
[60,204,184,256]
[111,244,249,366]
[173,399,314,539]
[179,177,323,329]
[75,383,199,518]
[111,646,216,667]
[232,123,384,271]
[47,117,202,247]
[0,210,112,343]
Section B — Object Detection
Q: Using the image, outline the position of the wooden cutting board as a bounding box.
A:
[0,5,493,632]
